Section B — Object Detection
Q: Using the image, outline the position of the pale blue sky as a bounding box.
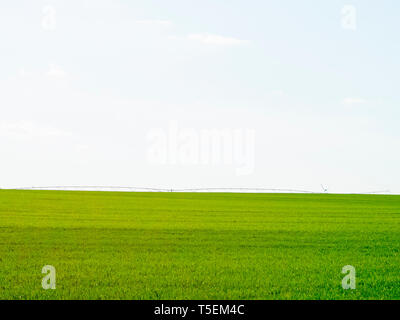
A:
[1,1,399,193]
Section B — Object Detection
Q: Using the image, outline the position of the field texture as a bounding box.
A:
[0,190,400,300]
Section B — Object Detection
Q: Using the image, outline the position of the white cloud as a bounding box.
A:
[47,64,67,78]
[135,20,172,26]
[269,90,285,97]
[342,97,367,105]
[167,35,180,41]
[187,33,249,46]
[18,68,31,78]
[0,121,72,139]
[16,65,66,79]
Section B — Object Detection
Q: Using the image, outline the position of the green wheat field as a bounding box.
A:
[1,190,400,300]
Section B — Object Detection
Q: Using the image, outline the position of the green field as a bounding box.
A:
[0,190,400,300]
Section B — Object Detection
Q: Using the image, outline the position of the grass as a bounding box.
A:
[0,190,400,300]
